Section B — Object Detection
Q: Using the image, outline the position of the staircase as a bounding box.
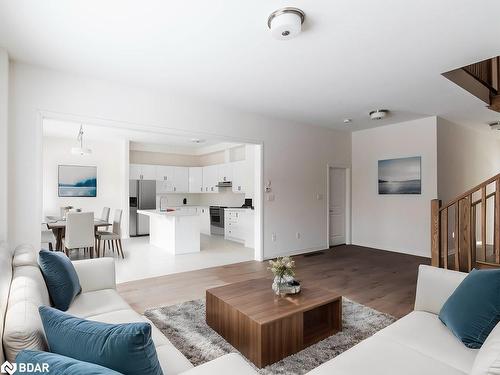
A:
[443,56,500,114]
[431,173,500,271]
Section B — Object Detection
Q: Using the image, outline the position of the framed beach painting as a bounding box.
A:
[378,157,421,195]
[58,165,97,197]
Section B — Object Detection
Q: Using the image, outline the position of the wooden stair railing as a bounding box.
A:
[431,173,500,271]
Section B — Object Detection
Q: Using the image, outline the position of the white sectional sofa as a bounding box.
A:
[0,242,257,375]
[307,265,476,375]
[0,242,493,375]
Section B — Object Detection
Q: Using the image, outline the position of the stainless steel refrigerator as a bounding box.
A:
[129,180,156,236]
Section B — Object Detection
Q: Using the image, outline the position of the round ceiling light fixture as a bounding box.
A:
[489,121,500,130]
[369,109,389,120]
[343,118,353,124]
[268,7,305,40]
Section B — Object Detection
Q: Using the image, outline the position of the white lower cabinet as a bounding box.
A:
[224,209,254,248]
[197,206,211,235]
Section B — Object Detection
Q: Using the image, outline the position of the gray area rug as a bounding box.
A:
[144,298,395,374]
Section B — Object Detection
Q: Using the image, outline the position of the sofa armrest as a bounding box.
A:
[414,264,467,315]
[178,354,258,375]
[72,258,116,293]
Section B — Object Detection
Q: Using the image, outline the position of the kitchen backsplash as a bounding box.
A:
[156,189,245,208]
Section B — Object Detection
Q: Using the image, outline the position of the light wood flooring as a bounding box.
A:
[117,245,430,318]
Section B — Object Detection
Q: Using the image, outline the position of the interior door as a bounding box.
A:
[329,168,346,246]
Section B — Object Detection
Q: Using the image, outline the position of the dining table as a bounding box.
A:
[46,218,111,251]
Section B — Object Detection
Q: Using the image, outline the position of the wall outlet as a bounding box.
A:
[296,232,301,239]
[316,193,323,200]
[266,193,275,201]
[272,232,277,242]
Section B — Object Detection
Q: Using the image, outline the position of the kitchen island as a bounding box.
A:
[137,209,200,254]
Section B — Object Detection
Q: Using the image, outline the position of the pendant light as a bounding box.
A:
[71,124,92,155]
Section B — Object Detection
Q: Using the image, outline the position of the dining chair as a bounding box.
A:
[41,223,56,251]
[96,209,124,258]
[64,212,95,258]
[101,207,111,222]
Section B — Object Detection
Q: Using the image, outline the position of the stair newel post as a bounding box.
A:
[431,199,442,267]
[495,179,500,264]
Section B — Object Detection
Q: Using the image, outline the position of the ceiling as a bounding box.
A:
[42,118,239,154]
[2,0,500,131]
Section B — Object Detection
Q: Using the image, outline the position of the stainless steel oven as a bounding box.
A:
[210,206,226,235]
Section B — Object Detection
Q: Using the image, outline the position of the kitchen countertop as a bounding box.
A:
[137,209,198,217]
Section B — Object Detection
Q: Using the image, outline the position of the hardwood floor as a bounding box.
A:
[117,245,430,318]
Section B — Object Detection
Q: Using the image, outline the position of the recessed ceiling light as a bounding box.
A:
[343,118,352,124]
[268,7,306,40]
[190,138,205,144]
[369,109,389,120]
[489,121,500,130]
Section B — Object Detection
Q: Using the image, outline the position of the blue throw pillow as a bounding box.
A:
[439,268,500,348]
[16,350,123,375]
[38,250,81,311]
[39,306,163,375]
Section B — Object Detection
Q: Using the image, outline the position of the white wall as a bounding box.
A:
[8,62,351,259]
[352,117,438,258]
[42,136,128,234]
[0,49,8,242]
[437,118,500,204]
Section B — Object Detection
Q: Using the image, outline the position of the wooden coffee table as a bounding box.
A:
[206,278,342,368]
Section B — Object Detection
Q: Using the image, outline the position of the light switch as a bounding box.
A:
[316,193,323,200]
[267,194,275,201]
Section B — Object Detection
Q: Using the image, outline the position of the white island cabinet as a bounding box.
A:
[137,209,200,254]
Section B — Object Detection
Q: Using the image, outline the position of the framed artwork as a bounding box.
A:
[58,165,97,197]
[378,157,421,195]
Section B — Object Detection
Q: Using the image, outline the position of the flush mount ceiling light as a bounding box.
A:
[369,109,389,120]
[489,121,500,130]
[71,124,92,156]
[343,118,353,124]
[268,7,305,40]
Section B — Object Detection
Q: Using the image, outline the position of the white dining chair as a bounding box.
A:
[41,223,56,251]
[101,207,110,222]
[96,209,123,258]
[64,212,95,258]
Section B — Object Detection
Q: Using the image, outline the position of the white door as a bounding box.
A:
[329,168,346,246]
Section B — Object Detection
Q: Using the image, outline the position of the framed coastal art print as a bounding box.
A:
[378,157,421,195]
[58,165,97,197]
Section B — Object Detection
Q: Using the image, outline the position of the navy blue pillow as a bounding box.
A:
[39,306,163,375]
[439,268,500,348]
[38,250,81,311]
[16,350,123,375]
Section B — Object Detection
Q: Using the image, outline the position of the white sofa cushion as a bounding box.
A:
[414,265,467,315]
[0,241,13,363]
[86,308,171,347]
[178,353,257,375]
[66,289,130,318]
[306,334,467,375]
[12,245,38,268]
[471,322,500,375]
[3,265,51,362]
[376,311,478,373]
[156,344,195,375]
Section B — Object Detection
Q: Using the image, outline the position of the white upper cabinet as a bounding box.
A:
[172,167,189,193]
[129,164,142,180]
[217,163,233,183]
[202,165,219,193]
[189,167,203,193]
[130,164,157,180]
[232,160,246,193]
[156,166,174,182]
